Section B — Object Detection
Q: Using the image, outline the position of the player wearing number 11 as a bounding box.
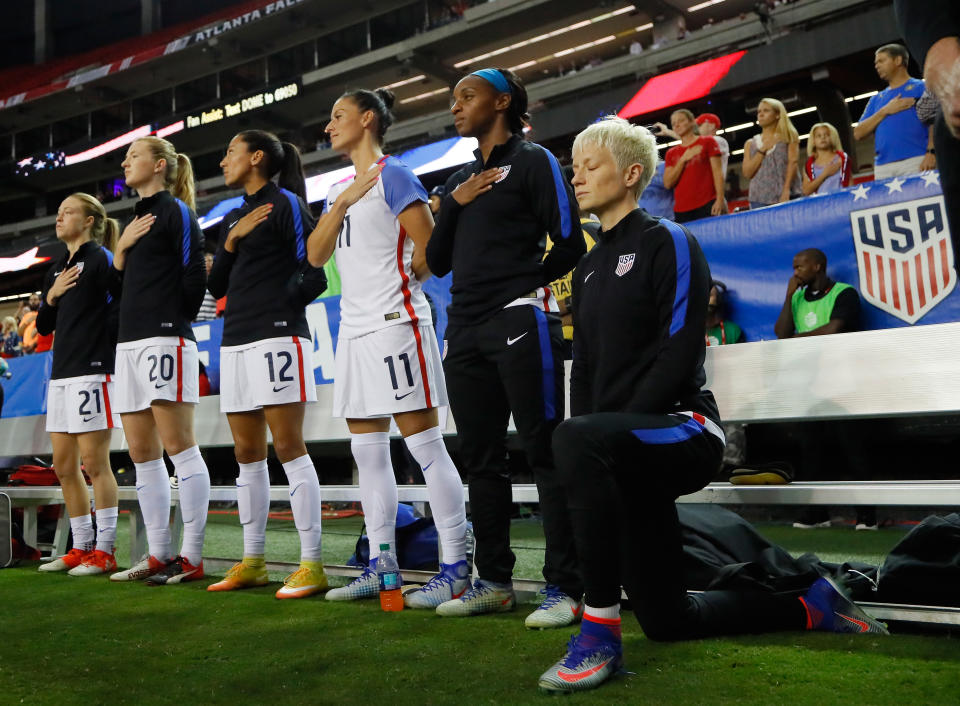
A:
[306,88,470,608]
[206,130,330,598]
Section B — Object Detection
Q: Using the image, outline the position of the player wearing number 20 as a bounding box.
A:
[206,130,330,599]
[307,88,471,608]
[36,193,122,576]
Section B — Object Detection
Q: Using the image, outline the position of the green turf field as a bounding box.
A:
[2,515,957,705]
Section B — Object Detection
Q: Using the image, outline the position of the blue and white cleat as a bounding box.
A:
[801,576,889,634]
[404,560,471,609]
[325,564,379,601]
[435,578,516,616]
[537,633,623,694]
[525,585,583,629]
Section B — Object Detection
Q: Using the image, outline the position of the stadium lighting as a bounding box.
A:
[688,0,726,11]
[847,90,878,102]
[454,5,636,68]
[399,86,450,105]
[554,35,617,58]
[381,75,427,90]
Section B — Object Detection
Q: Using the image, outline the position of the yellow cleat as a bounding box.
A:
[207,561,269,592]
[275,562,328,599]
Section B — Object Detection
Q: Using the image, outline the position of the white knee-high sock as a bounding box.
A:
[94,506,119,553]
[69,514,95,552]
[171,446,210,565]
[237,459,270,557]
[404,426,467,564]
[282,454,323,562]
[135,458,172,560]
[351,432,397,561]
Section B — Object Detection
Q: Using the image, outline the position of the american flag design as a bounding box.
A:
[615,253,635,277]
[850,195,956,324]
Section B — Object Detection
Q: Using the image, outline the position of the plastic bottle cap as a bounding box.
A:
[379,543,390,550]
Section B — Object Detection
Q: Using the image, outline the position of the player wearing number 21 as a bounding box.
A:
[305,88,471,609]
[35,193,123,577]
[206,130,330,598]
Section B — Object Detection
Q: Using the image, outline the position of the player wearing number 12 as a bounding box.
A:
[206,130,330,598]
[307,88,470,608]
[36,193,122,576]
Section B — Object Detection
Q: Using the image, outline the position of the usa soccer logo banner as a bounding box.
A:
[615,253,635,277]
[850,195,955,324]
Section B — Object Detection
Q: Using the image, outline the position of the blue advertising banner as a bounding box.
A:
[687,172,957,341]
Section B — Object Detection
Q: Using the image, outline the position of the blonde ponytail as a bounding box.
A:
[134,136,197,210]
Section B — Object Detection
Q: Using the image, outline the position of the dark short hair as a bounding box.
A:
[797,248,827,269]
[876,43,909,65]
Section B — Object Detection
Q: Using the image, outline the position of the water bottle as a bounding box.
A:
[377,543,403,612]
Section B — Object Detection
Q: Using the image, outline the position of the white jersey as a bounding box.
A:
[325,156,432,339]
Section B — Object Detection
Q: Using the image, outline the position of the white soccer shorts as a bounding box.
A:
[46,374,120,433]
[114,337,200,413]
[220,336,317,413]
[333,322,447,419]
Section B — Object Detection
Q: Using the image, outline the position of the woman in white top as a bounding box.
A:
[307,88,469,608]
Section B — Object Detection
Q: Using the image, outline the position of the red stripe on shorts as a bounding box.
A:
[176,336,184,402]
[293,336,307,402]
[395,226,432,408]
[101,380,114,429]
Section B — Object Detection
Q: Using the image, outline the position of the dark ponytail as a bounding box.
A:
[498,68,529,135]
[341,88,396,145]
[236,130,307,200]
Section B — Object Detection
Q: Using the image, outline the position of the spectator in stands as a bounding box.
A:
[35,193,121,576]
[696,114,729,176]
[1,316,21,358]
[802,122,852,195]
[206,130,329,598]
[425,68,586,625]
[537,117,886,695]
[742,97,801,207]
[773,248,875,530]
[894,0,960,271]
[308,88,470,611]
[705,280,746,470]
[18,294,41,354]
[108,136,211,585]
[854,43,935,179]
[774,248,859,339]
[193,253,218,322]
[662,109,727,222]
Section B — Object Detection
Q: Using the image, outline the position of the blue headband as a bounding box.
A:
[470,68,511,94]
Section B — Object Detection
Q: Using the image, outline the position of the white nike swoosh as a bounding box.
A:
[228,220,239,230]
[506,333,528,346]
[584,271,595,283]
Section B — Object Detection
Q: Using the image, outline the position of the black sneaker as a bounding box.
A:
[792,508,831,529]
[144,556,205,585]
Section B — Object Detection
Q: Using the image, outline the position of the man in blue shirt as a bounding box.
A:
[854,43,936,179]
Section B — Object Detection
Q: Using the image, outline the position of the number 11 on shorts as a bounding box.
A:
[383,353,414,391]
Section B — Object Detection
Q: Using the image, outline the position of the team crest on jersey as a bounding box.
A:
[615,253,635,277]
[494,165,511,183]
[75,262,84,274]
[850,195,956,324]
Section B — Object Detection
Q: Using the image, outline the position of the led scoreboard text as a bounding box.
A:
[186,82,300,128]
